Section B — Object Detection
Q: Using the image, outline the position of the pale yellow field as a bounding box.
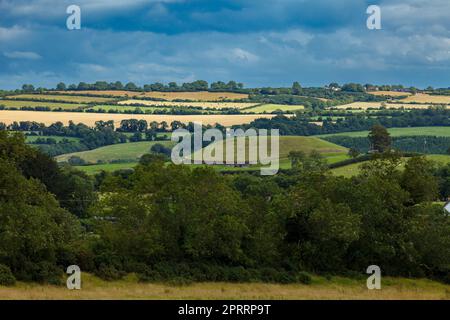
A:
[331,102,446,110]
[369,91,412,97]
[1,273,449,300]
[0,110,275,127]
[53,91,249,101]
[399,93,450,104]
[118,99,258,109]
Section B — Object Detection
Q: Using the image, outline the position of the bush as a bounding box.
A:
[296,271,312,285]
[0,264,16,286]
[68,155,87,166]
[31,262,63,285]
[95,264,125,281]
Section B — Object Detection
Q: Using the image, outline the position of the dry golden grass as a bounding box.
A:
[1,274,449,300]
[399,93,450,104]
[369,91,412,97]
[0,110,275,127]
[53,91,249,101]
[118,99,258,109]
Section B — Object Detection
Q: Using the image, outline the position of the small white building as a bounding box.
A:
[444,202,450,214]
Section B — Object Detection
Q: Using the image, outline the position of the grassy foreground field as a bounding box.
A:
[1,273,449,300]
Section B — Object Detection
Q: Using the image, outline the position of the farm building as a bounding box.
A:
[444,202,450,214]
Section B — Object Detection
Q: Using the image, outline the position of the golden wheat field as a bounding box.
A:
[118,99,258,109]
[399,93,450,104]
[53,90,249,101]
[368,91,412,97]
[0,110,275,126]
[1,274,449,300]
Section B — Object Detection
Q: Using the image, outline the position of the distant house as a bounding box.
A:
[444,202,450,214]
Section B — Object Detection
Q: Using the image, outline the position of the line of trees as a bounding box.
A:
[236,109,450,135]
[1,132,450,285]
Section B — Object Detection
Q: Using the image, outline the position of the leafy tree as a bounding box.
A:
[401,156,439,204]
[368,124,391,152]
[150,143,172,157]
[292,82,302,95]
[68,155,86,166]
[348,147,360,159]
[0,159,81,282]
[56,82,66,91]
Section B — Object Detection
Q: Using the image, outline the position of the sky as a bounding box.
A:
[0,0,449,89]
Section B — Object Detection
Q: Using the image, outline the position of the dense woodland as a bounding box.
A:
[1,130,450,286]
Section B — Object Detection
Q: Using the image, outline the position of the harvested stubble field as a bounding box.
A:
[0,110,276,126]
[53,90,249,101]
[118,99,258,109]
[368,91,412,97]
[6,94,115,103]
[1,273,449,300]
[399,93,450,104]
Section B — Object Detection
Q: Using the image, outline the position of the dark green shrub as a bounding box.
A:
[95,264,125,281]
[296,271,312,285]
[0,264,16,286]
[31,262,63,285]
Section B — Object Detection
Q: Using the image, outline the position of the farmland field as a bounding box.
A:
[193,136,348,164]
[6,94,115,103]
[317,126,450,138]
[118,99,258,109]
[368,91,412,97]
[0,110,276,126]
[331,102,441,110]
[89,105,160,113]
[53,90,249,101]
[399,93,450,104]
[242,104,304,113]
[25,135,80,143]
[331,154,450,177]
[1,273,449,300]
[56,140,175,163]
[0,100,86,109]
